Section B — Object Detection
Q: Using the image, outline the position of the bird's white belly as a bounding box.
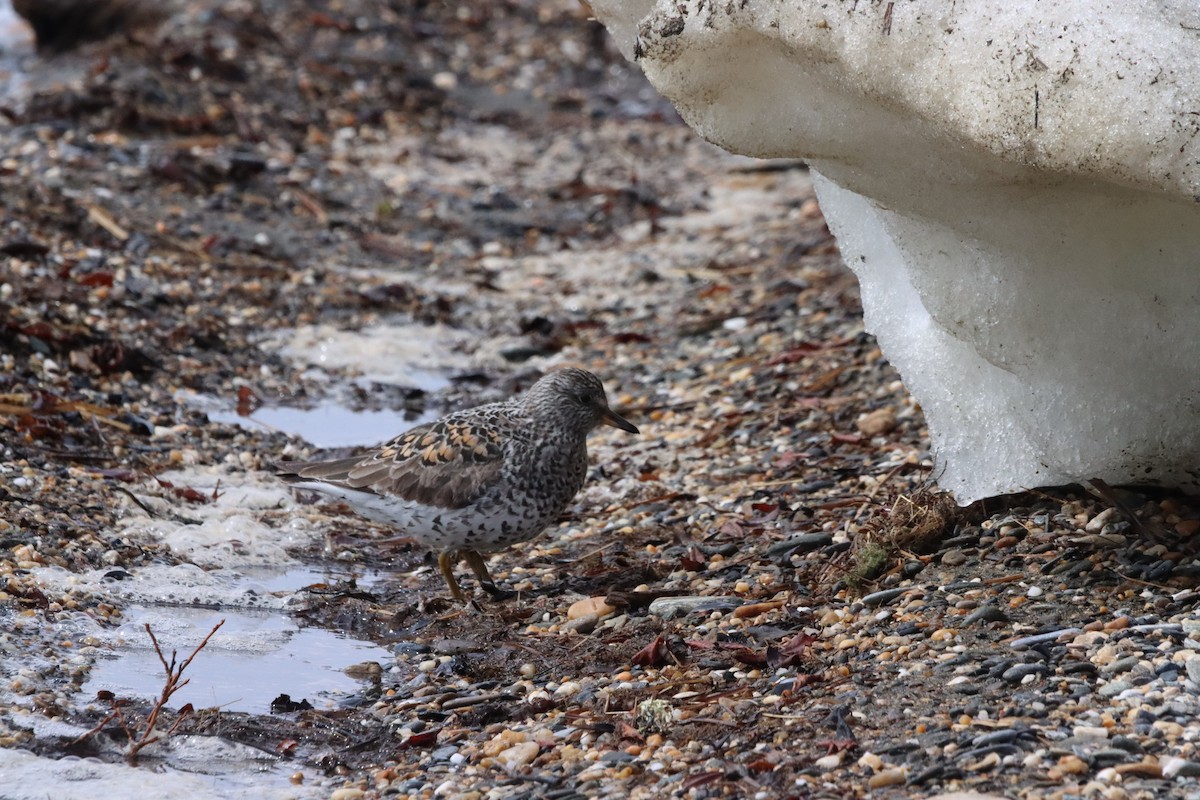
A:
[289,481,551,552]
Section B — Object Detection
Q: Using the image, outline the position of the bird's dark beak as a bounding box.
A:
[600,406,639,434]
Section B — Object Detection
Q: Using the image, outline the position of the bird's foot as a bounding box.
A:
[480,582,515,601]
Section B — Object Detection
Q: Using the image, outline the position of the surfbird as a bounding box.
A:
[276,367,639,602]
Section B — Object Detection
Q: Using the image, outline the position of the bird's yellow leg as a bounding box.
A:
[438,550,466,603]
[463,549,495,587]
[463,550,514,599]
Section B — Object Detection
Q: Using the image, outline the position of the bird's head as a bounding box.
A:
[522,368,639,436]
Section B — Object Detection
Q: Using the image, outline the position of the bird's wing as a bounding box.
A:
[275,410,511,510]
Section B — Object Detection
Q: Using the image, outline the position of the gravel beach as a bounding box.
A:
[4,2,1200,798]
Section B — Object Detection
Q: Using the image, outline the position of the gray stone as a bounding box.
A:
[648,596,741,619]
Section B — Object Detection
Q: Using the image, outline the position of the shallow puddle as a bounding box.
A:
[0,0,30,100]
[82,604,392,716]
[207,401,437,448]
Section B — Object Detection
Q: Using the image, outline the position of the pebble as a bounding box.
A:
[857,752,883,770]
[482,730,526,757]
[564,614,600,634]
[1002,663,1049,684]
[648,596,740,619]
[1072,725,1109,741]
[814,753,842,770]
[861,588,907,607]
[1162,757,1200,778]
[496,741,540,771]
[963,605,1008,625]
[1085,508,1119,532]
[941,549,968,567]
[1010,628,1081,649]
[733,600,785,618]
[553,681,581,699]
[1102,656,1140,675]
[856,408,896,436]
[765,533,834,559]
[441,692,516,711]
[568,596,617,620]
[866,767,906,788]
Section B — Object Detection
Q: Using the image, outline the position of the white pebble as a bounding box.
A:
[815,753,842,770]
[553,681,581,699]
[723,316,748,330]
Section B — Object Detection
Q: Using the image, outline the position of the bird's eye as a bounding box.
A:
[577,392,591,405]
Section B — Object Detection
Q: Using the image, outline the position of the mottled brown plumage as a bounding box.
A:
[276,368,638,602]
[14,0,169,53]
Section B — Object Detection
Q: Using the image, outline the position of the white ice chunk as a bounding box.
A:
[592,0,1200,502]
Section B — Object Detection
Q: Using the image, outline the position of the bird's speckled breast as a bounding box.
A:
[349,428,589,553]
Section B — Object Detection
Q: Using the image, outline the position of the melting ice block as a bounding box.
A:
[592,0,1200,503]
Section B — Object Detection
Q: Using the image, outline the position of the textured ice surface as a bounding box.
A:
[591,0,1200,502]
[0,746,319,800]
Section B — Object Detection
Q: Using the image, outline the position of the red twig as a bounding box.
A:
[71,619,225,766]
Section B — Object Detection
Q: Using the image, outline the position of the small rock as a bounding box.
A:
[1072,725,1109,741]
[496,741,540,771]
[964,752,1001,772]
[648,596,740,619]
[963,605,1008,625]
[1010,628,1080,649]
[733,600,785,618]
[866,767,906,788]
[861,588,907,607]
[941,549,968,567]
[568,596,616,620]
[1175,519,1200,536]
[857,752,883,770]
[1001,663,1049,684]
[482,730,527,757]
[553,681,581,699]
[766,532,834,559]
[1163,757,1200,778]
[856,407,897,436]
[430,745,459,762]
[1053,755,1089,776]
[1115,762,1162,778]
[947,676,979,694]
[815,753,842,770]
[1154,720,1185,738]
[1102,656,1140,675]
[1098,680,1132,698]
[564,614,600,634]
[329,790,366,800]
[1074,533,1126,547]
[1085,508,1119,533]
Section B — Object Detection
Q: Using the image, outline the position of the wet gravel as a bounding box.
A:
[5,1,1200,799]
